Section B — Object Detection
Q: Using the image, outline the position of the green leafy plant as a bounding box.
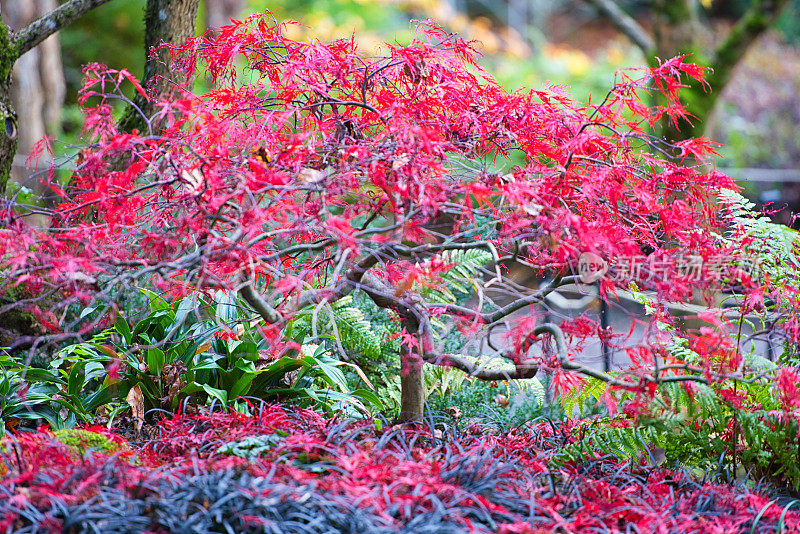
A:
[0,350,114,432]
[47,289,381,421]
[550,420,652,467]
[283,248,502,417]
[216,431,288,459]
[285,294,402,410]
[721,189,800,365]
[0,360,61,434]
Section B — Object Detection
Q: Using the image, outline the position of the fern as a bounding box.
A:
[289,248,500,409]
[559,377,608,417]
[720,188,799,286]
[513,377,546,406]
[330,297,383,360]
[419,248,494,304]
[742,350,778,373]
[291,296,384,361]
[550,422,650,466]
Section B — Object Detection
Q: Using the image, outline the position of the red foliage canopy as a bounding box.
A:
[1,16,797,417]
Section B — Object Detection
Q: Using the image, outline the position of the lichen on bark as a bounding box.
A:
[0,20,19,194]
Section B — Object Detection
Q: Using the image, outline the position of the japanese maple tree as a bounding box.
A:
[1,15,798,421]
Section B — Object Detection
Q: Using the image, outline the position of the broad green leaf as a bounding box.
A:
[231,373,256,399]
[351,389,384,411]
[214,291,238,324]
[202,384,228,406]
[67,362,86,397]
[115,317,132,345]
[173,296,195,328]
[141,288,170,313]
[146,348,166,377]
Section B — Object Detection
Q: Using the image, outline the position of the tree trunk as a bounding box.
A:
[37,0,65,133]
[398,345,426,422]
[119,0,200,134]
[0,19,19,194]
[0,0,66,217]
[0,0,114,193]
[588,0,790,142]
[204,0,242,32]
[11,47,45,184]
[648,0,707,141]
[0,74,17,195]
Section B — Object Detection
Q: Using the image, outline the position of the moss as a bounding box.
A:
[53,429,122,456]
[0,293,40,348]
[0,22,18,80]
[659,2,693,25]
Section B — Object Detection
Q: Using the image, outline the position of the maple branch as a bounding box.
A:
[239,279,284,324]
[292,243,399,311]
[241,243,400,324]
[305,100,382,117]
[485,276,580,324]
[422,324,561,381]
[13,0,116,57]
[422,276,582,324]
[585,0,654,54]
[432,352,539,381]
[355,271,548,381]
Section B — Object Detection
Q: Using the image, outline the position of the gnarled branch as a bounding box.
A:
[13,0,116,57]
[239,279,284,324]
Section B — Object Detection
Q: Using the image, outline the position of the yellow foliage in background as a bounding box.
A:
[245,0,640,97]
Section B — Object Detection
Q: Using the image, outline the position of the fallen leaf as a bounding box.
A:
[494,393,509,407]
[298,167,325,184]
[445,406,462,419]
[126,384,145,437]
[161,361,187,408]
[391,153,409,170]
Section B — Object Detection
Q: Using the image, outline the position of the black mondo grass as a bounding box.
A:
[2,407,800,533]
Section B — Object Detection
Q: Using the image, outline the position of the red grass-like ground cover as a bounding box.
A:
[1,405,798,533]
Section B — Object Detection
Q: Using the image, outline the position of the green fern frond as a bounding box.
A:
[419,248,494,304]
[719,188,799,285]
[666,336,702,366]
[291,297,384,360]
[559,377,608,417]
[742,351,778,373]
[550,423,649,466]
[513,377,546,405]
[331,297,383,360]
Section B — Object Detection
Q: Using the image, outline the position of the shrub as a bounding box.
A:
[0,15,797,437]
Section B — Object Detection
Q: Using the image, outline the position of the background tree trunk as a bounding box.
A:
[0,0,66,225]
[587,0,790,141]
[0,24,19,195]
[0,0,65,196]
[37,0,65,133]
[119,0,200,134]
[0,0,114,193]
[204,0,242,32]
